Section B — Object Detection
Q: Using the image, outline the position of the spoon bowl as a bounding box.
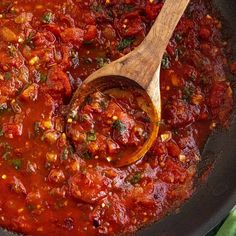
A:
[67,0,190,167]
[69,69,161,167]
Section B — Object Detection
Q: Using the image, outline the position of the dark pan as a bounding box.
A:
[1,1,236,236]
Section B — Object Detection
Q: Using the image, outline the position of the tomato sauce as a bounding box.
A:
[67,88,152,164]
[0,0,234,235]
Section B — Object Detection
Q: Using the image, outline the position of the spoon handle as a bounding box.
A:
[117,0,190,89]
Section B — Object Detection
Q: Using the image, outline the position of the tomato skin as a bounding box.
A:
[68,169,109,204]
[46,66,72,98]
[84,25,98,41]
[60,28,84,45]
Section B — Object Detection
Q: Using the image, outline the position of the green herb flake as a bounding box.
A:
[182,86,194,102]
[11,158,22,170]
[91,4,103,13]
[42,12,53,24]
[121,4,134,13]
[82,151,92,160]
[8,44,17,57]
[33,122,41,136]
[112,120,127,133]
[117,38,134,51]
[25,32,34,48]
[27,204,35,211]
[4,72,11,80]
[96,57,109,68]
[161,53,171,69]
[61,148,69,161]
[78,114,88,122]
[0,129,4,137]
[83,41,93,46]
[86,131,97,142]
[129,172,142,185]
[40,73,47,83]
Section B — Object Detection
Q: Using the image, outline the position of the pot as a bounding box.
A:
[1,1,236,236]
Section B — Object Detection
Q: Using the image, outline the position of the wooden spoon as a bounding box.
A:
[68,0,190,167]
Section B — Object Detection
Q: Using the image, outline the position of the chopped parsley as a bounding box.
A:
[8,44,17,57]
[42,12,53,24]
[61,148,69,161]
[4,72,11,80]
[96,57,109,68]
[117,38,134,51]
[39,73,47,83]
[112,120,126,133]
[25,32,34,48]
[86,131,97,142]
[82,151,92,160]
[128,172,142,185]
[11,158,22,170]
[161,53,171,69]
[33,122,41,136]
[91,4,103,13]
[120,4,134,13]
[83,41,93,46]
[182,86,194,102]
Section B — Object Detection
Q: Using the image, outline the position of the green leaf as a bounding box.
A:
[129,172,142,185]
[11,158,22,170]
[82,151,92,160]
[91,4,103,13]
[86,131,97,142]
[83,41,93,46]
[25,32,34,48]
[182,86,194,102]
[4,72,11,80]
[42,12,53,24]
[33,122,41,136]
[96,57,109,68]
[61,148,69,161]
[112,120,127,133]
[40,73,47,83]
[117,38,134,51]
[161,53,171,69]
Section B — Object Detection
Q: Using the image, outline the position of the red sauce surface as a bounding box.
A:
[0,0,234,235]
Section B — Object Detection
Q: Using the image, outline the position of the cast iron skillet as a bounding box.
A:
[1,1,236,235]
